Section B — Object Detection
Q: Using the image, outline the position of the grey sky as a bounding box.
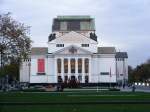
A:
[1,0,150,67]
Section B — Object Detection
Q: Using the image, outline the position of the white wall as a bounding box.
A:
[48,43,97,53]
[20,60,30,82]
[47,56,57,83]
[52,31,95,39]
[116,58,128,81]
[30,75,48,83]
[29,53,117,84]
[48,31,98,53]
[30,55,57,83]
[30,75,57,83]
[91,54,116,83]
[30,58,37,76]
[125,59,128,80]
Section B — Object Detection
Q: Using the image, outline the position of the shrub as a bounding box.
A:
[109,88,120,91]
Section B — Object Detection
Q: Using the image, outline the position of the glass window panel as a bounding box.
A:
[85,75,89,83]
[85,58,89,73]
[80,21,90,30]
[64,59,68,73]
[78,58,82,73]
[57,59,61,73]
[100,72,109,75]
[71,59,75,73]
[60,21,67,30]
[67,20,80,31]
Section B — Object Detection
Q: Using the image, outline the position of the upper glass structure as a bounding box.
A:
[52,16,95,31]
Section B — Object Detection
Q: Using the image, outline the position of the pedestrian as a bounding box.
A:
[132,84,136,92]
[123,84,125,89]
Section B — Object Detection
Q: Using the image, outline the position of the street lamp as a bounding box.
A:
[97,73,100,92]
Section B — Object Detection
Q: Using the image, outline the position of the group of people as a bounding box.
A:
[0,75,22,91]
[121,83,136,92]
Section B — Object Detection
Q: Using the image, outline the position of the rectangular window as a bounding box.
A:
[64,76,68,82]
[56,44,64,47]
[64,59,68,73]
[37,59,45,74]
[78,59,82,73]
[52,20,60,31]
[67,20,80,31]
[71,59,75,73]
[100,72,109,75]
[120,74,123,76]
[85,58,89,73]
[81,44,89,47]
[78,75,82,82]
[57,59,61,73]
[85,75,89,83]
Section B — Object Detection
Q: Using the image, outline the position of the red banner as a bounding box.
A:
[38,59,45,73]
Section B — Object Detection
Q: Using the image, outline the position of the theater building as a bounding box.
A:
[20,16,128,85]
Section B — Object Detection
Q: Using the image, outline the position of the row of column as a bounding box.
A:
[54,57,91,83]
[58,58,86,75]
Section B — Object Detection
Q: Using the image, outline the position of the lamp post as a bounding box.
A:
[109,67,112,88]
[97,73,100,92]
[28,60,31,83]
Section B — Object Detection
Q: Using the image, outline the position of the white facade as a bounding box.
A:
[20,16,128,85]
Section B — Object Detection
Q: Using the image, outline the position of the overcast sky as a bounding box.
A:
[1,0,150,67]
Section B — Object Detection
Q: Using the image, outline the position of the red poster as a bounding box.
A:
[38,59,45,73]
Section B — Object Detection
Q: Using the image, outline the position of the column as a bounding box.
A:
[68,58,71,77]
[82,58,85,83]
[75,58,78,74]
[89,58,91,83]
[75,58,78,80]
[54,58,57,83]
[61,58,64,81]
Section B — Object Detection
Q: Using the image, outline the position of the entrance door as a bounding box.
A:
[71,76,75,81]
[69,75,77,88]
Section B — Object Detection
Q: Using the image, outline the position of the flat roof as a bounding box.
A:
[31,47,48,55]
[57,15,92,20]
[115,52,128,58]
[97,47,116,54]
[52,15,95,31]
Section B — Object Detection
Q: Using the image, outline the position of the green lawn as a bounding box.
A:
[1,104,150,112]
[0,91,150,112]
[0,91,150,103]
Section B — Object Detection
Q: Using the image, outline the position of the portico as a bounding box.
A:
[55,57,90,83]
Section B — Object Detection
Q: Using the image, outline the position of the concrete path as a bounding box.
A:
[120,86,150,93]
